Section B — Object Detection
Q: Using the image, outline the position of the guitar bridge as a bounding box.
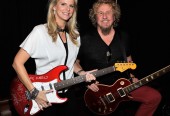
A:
[117,88,126,97]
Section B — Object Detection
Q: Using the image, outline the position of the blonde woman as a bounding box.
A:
[12,0,95,115]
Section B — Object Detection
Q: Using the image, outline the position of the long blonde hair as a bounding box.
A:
[47,0,79,45]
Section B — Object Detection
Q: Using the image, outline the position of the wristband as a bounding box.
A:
[30,88,39,100]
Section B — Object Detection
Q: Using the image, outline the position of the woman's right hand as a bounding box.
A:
[35,90,53,110]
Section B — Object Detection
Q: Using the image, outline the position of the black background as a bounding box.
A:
[0,0,170,114]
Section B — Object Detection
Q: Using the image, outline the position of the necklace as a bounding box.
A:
[57,27,66,32]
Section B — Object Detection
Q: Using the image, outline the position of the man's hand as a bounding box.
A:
[87,81,99,92]
[132,77,139,83]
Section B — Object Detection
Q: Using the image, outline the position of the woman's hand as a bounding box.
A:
[85,72,96,82]
[34,89,53,110]
[78,69,97,83]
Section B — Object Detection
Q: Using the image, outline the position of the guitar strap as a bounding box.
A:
[118,31,127,62]
[59,33,68,93]
[118,31,132,79]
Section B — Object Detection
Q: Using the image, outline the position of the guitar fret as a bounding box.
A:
[55,66,115,90]
[54,63,136,90]
[129,86,134,91]
[91,66,115,77]
[151,76,154,79]
[125,65,170,94]
[54,75,86,90]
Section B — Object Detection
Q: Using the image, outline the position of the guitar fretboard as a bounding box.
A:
[124,65,170,93]
[54,66,115,90]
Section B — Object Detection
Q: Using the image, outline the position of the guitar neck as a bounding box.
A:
[54,66,115,90]
[124,65,170,93]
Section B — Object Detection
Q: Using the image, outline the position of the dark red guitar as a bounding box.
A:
[10,63,136,116]
[84,65,170,115]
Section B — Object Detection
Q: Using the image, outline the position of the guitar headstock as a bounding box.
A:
[114,63,137,72]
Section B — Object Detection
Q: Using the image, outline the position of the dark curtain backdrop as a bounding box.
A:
[1,0,170,106]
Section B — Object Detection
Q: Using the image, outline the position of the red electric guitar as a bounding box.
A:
[10,63,136,116]
[84,64,170,115]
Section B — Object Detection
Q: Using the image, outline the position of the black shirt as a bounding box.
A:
[78,28,131,85]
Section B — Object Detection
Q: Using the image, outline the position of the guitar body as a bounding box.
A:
[84,78,131,115]
[84,65,170,115]
[10,63,137,116]
[10,65,68,116]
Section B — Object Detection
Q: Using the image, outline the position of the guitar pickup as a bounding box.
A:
[41,86,44,91]
[117,88,126,97]
[106,93,115,103]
